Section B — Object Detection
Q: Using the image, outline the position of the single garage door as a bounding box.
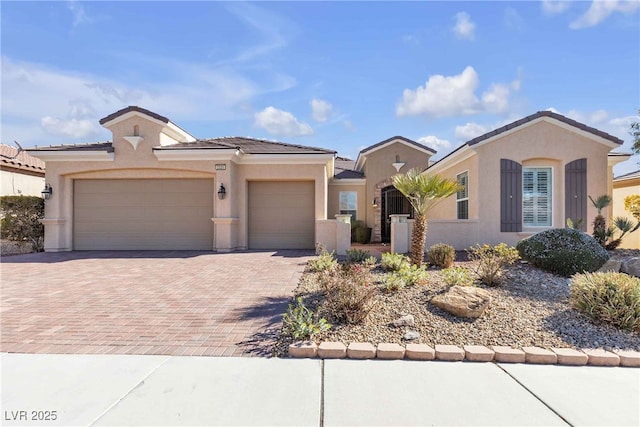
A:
[248,181,315,249]
[74,179,214,250]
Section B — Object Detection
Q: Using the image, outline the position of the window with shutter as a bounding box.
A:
[500,159,522,232]
[523,167,552,227]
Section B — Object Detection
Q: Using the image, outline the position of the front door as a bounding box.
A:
[381,186,413,243]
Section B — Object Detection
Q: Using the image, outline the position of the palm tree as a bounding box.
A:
[392,168,462,267]
[588,194,611,247]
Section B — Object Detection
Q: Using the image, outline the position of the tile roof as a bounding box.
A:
[0,144,46,172]
[614,169,640,181]
[27,142,114,152]
[99,106,169,125]
[467,110,624,146]
[155,137,336,155]
[334,157,364,179]
[360,135,437,155]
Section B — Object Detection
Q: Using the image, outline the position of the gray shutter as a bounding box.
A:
[500,159,522,232]
[565,158,587,231]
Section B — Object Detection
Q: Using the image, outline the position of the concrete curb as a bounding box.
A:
[288,342,640,367]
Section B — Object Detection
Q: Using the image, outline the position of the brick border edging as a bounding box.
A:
[288,341,640,367]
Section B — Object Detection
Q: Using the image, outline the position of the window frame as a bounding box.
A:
[522,166,553,227]
[456,170,469,220]
[338,191,358,220]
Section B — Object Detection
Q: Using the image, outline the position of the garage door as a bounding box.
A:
[248,181,315,249]
[74,179,214,250]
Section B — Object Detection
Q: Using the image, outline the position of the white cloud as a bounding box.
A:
[67,1,92,28]
[310,98,332,122]
[566,108,610,124]
[504,7,525,31]
[452,12,476,41]
[396,66,521,118]
[541,0,572,15]
[570,0,640,29]
[254,107,313,137]
[41,116,98,138]
[343,120,356,131]
[417,135,451,151]
[455,122,490,141]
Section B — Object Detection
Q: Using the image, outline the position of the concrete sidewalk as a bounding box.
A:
[1,353,638,426]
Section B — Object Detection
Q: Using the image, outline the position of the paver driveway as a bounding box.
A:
[1,250,313,357]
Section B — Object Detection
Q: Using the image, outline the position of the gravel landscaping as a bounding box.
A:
[274,249,640,357]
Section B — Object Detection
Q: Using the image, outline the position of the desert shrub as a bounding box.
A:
[282,297,331,339]
[319,263,377,324]
[381,252,410,272]
[395,263,429,286]
[570,272,640,332]
[624,194,640,221]
[468,243,519,286]
[427,243,455,268]
[516,228,609,277]
[345,248,376,265]
[308,250,338,272]
[0,196,44,251]
[382,273,406,292]
[441,266,474,287]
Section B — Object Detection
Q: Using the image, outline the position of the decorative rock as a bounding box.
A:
[288,341,318,358]
[430,285,491,318]
[347,342,376,359]
[403,331,420,341]
[522,347,557,364]
[435,344,465,361]
[390,314,415,327]
[463,345,495,362]
[405,344,435,360]
[492,346,525,363]
[376,343,405,360]
[597,259,622,273]
[317,341,347,359]
[614,350,640,367]
[583,349,620,366]
[551,348,588,366]
[621,257,640,278]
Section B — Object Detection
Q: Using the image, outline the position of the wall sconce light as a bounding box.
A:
[372,197,378,207]
[41,183,53,200]
[217,183,226,200]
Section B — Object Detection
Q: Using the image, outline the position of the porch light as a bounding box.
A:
[217,184,226,200]
[41,183,53,200]
[372,197,378,207]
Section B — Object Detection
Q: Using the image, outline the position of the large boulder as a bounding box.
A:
[621,257,640,278]
[516,228,609,277]
[431,285,491,318]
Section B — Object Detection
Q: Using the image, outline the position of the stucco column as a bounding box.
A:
[390,214,410,254]
[41,173,70,251]
[335,214,351,255]
[211,165,239,252]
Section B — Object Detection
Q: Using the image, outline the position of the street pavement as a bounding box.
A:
[1,353,639,426]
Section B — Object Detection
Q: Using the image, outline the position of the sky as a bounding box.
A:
[2,1,639,175]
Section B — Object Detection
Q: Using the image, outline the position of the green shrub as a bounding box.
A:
[308,251,338,272]
[282,297,331,339]
[395,263,429,286]
[382,273,406,292]
[570,272,640,332]
[0,196,44,251]
[441,266,474,287]
[319,263,377,324]
[468,243,519,286]
[345,248,375,265]
[427,243,455,268]
[381,252,410,272]
[516,228,609,277]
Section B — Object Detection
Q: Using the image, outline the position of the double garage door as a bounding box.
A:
[73,179,315,250]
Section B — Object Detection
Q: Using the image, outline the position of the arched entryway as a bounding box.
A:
[380,185,413,243]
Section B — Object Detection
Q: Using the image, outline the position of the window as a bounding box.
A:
[523,168,551,227]
[456,171,468,220]
[339,191,357,219]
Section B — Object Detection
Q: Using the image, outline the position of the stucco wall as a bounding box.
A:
[612,178,640,249]
[327,182,366,222]
[1,169,45,196]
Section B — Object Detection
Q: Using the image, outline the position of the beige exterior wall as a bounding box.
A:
[426,119,615,249]
[37,114,329,252]
[612,177,640,249]
[327,182,366,222]
[1,168,45,196]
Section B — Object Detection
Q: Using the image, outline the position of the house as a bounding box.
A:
[0,144,45,196]
[28,106,628,252]
[612,169,640,249]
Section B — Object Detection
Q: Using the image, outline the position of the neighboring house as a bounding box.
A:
[0,144,46,196]
[612,169,640,249]
[28,106,628,252]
